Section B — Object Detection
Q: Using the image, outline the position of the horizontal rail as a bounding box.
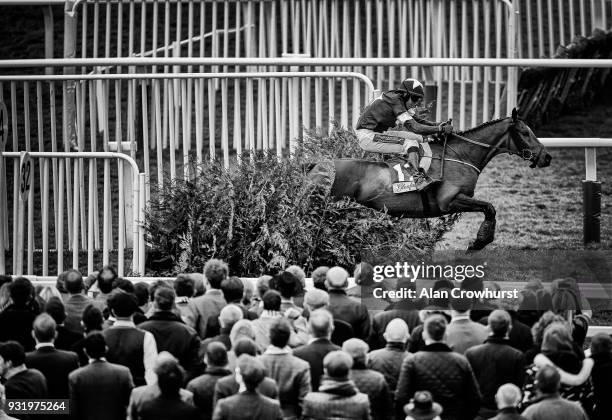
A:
[0,1,63,4]
[3,57,612,69]
[1,152,142,181]
[540,138,612,147]
[0,71,374,92]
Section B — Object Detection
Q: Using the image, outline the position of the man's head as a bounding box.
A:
[285,265,306,289]
[308,309,334,339]
[108,291,138,319]
[219,304,243,330]
[65,269,84,295]
[325,266,349,290]
[44,296,67,325]
[311,266,329,291]
[230,320,256,347]
[236,354,266,391]
[82,304,103,332]
[203,258,229,289]
[32,313,57,344]
[423,314,447,343]
[205,342,228,368]
[0,341,26,376]
[535,365,561,394]
[133,282,150,307]
[495,383,522,410]
[256,275,272,299]
[84,331,107,360]
[272,271,299,299]
[488,310,512,338]
[304,289,329,311]
[9,277,33,306]
[221,276,244,303]
[450,296,472,314]
[155,354,185,398]
[114,278,134,294]
[174,274,195,298]
[154,286,176,311]
[591,333,612,357]
[233,337,259,358]
[262,290,281,312]
[96,265,118,294]
[383,318,410,344]
[342,338,369,365]
[354,262,374,287]
[323,350,353,380]
[269,318,291,349]
[400,78,425,108]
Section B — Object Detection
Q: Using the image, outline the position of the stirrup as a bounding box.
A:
[412,171,439,191]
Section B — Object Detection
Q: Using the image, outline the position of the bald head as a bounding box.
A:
[304,289,329,310]
[326,266,349,289]
[309,309,334,338]
[488,310,512,337]
[495,383,522,409]
[383,318,409,344]
[219,304,243,329]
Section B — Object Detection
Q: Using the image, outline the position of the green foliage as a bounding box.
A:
[145,124,459,276]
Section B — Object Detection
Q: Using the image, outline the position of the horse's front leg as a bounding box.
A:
[447,193,497,250]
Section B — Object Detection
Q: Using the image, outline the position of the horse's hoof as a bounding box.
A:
[468,240,486,251]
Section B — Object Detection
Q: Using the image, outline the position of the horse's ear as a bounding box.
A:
[511,108,518,122]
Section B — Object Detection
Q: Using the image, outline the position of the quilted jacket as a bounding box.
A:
[395,342,481,420]
[302,379,371,420]
[367,343,412,392]
[350,363,392,420]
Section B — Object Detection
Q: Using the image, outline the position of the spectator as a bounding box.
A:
[343,338,392,420]
[44,296,82,351]
[522,322,593,415]
[25,313,79,399]
[293,309,341,390]
[187,342,232,420]
[63,269,94,334]
[103,292,158,386]
[490,384,527,420]
[347,262,375,300]
[271,271,304,315]
[68,332,134,420]
[175,274,196,323]
[227,320,256,371]
[206,277,255,338]
[139,287,202,380]
[136,356,200,420]
[465,310,525,419]
[252,290,308,352]
[590,333,612,420]
[325,266,371,340]
[446,296,488,354]
[479,300,534,354]
[395,314,481,420]
[422,279,455,311]
[212,355,283,420]
[302,350,370,419]
[188,259,229,338]
[370,279,421,350]
[0,383,18,420]
[524,312,572,364]
[303,288,353,346]
[404,391,443,420]
[252,275,272,315]
[461,278,496,322]
[0,341,47,400]
[368,318,412,392]
[0,281,11,313]
[71,304,104,366]
[0,277,38,350]
[285,265,306,308]
[55,270,70,300]
[521,366,589,420]
[127,352,195,420]
[201,304,243,356]
[517,287,552,328]
[192,274,206,297]
[310,266,329,291]
[134,282,152,321]
[409,309,451,353]
[257,318,311,419]
[213,338,279,404]
[91,265,118,311]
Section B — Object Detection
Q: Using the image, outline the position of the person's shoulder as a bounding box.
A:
[382,90,405,101]
[289,353,311,370]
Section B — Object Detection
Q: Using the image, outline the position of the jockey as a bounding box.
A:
[355,78,453,190]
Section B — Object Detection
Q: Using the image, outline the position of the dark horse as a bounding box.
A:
[308,109,552,250]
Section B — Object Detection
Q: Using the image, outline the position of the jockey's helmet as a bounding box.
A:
[400,78,425,99]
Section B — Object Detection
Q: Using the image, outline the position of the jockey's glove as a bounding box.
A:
[438,122,454,135]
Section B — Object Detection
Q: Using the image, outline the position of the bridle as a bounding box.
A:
[449,120,539,171]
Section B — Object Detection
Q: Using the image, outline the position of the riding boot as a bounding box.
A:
[406,151,436,190]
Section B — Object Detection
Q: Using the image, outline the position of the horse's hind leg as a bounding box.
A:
[447,193,497,250]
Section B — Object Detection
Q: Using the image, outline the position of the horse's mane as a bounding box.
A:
[458,116,509,135]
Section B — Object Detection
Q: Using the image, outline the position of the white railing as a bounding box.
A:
[0,152,146,277]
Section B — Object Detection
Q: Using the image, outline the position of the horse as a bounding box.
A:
[307,109,552,250]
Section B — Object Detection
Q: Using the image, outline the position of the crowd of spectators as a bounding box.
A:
[0,261,607,420]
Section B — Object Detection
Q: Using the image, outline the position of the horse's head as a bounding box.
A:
[509,108,552,168]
